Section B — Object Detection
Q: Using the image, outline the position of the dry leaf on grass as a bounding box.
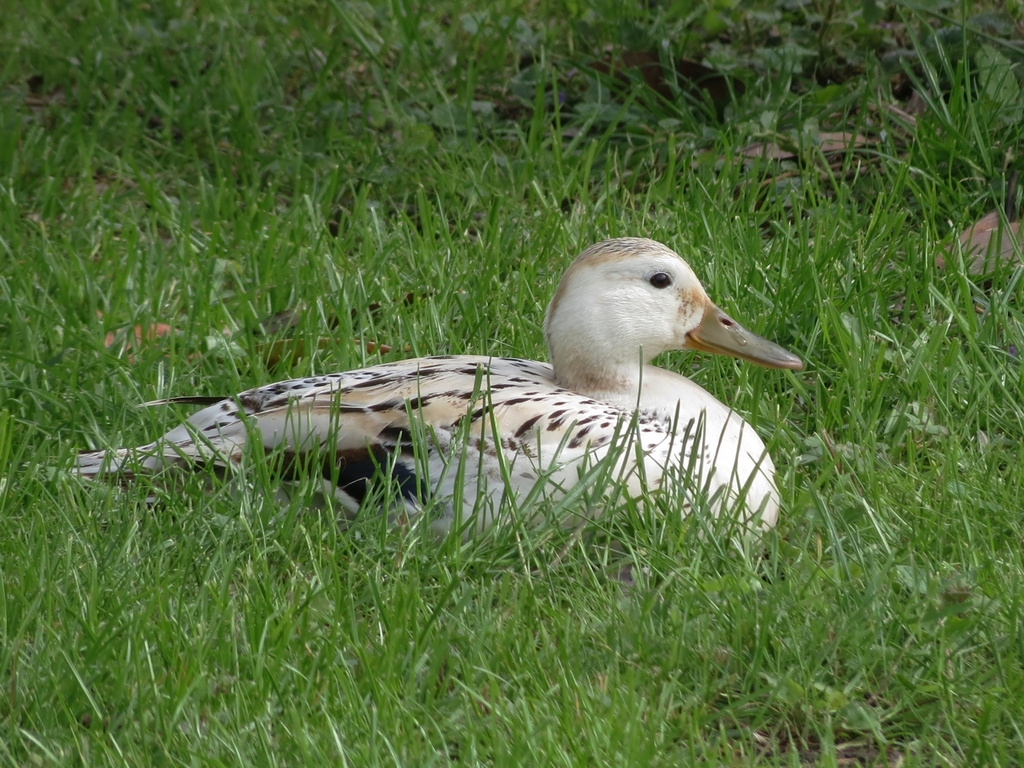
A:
[589,51,743,110]
[739,132,871,161]
[880,88,929,130]
[938,210,1023,274]
[738,140,797,161]
[103,324,176,351]
[24,74,66,111]
[98,311,178,363]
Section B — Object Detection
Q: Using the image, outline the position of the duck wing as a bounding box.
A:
[73,356,660,521]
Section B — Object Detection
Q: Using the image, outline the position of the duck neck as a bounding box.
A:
[544,286,660,406]
[548,344,649,407]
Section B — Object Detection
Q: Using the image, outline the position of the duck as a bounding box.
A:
[74,237,802,534]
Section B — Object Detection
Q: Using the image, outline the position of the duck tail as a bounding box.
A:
[75,447,132,480]
[73,442,170,480]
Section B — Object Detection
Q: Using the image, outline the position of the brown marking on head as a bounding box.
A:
[675,285,709,323]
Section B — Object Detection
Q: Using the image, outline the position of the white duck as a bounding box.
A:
[75,238,802,533]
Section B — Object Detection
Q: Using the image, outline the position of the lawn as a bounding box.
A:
[2,0,1024,764]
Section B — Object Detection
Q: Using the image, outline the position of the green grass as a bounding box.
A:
[3,0,1024,764]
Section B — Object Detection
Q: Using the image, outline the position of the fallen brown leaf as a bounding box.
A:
[24,87,66,110]
[739,140,796,161]
[740,132,871,161]
[102,322,178,363]
[103,324,176,350]
[589,51,743,110]
[881,103,917,130]
[939,210,1023,274]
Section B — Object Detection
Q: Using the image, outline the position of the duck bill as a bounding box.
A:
[686,303,803,371]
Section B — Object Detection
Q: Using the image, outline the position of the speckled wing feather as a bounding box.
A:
[74,356,694,531]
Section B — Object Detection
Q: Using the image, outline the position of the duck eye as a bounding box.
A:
[649,272,672,289]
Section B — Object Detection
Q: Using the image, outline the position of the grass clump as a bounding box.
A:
[3,0,1024,764]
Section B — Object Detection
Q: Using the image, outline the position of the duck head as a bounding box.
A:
[543,237,803,396]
